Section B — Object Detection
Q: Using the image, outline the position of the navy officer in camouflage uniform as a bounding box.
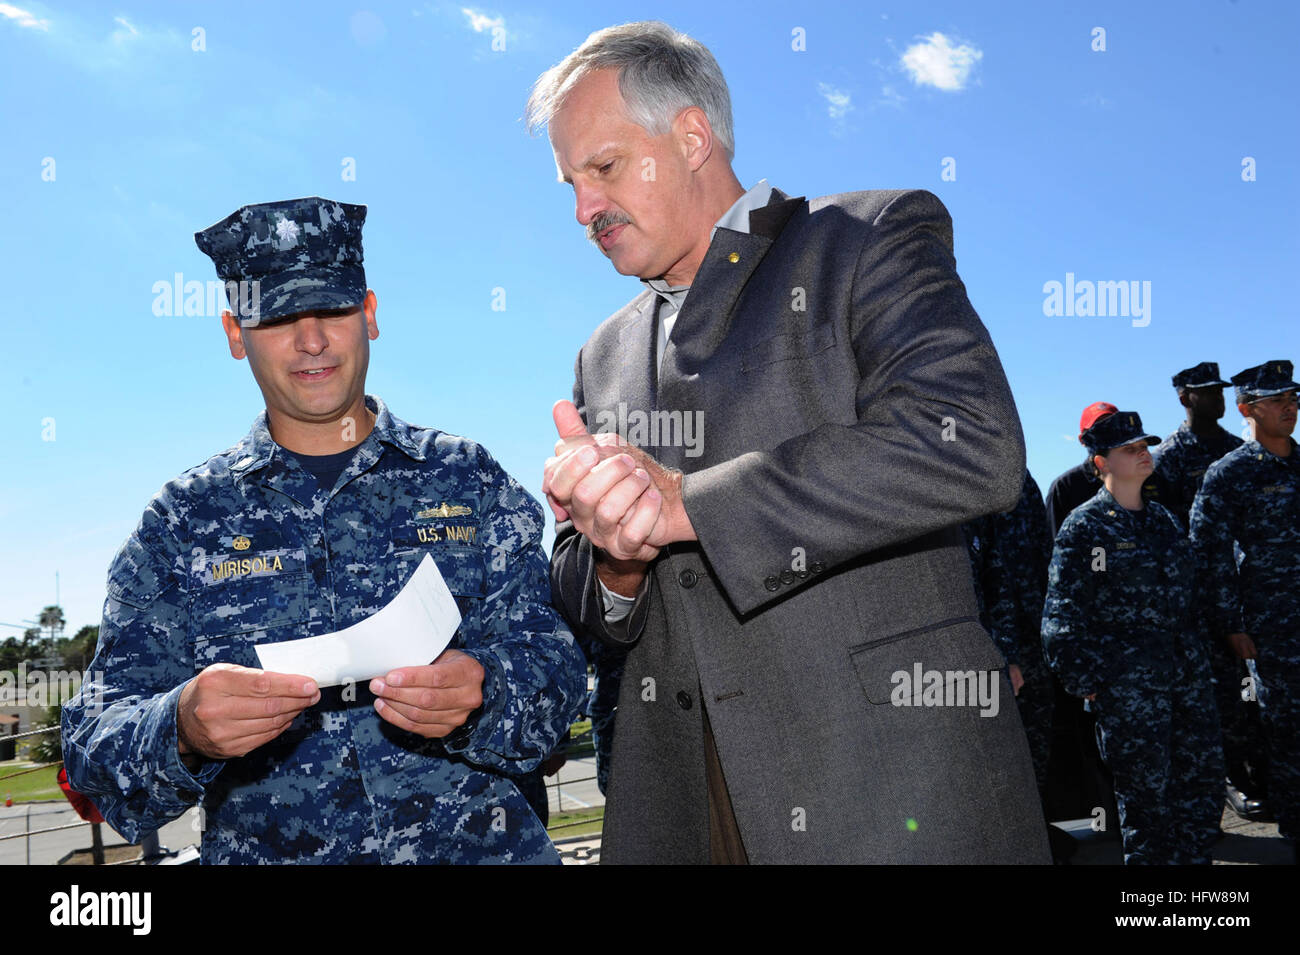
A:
[1152,362,1267,820]
[61,196,587,864]
[1191,360,1300,853]
[1153,362,1245,525]
[1043,408,1223,864]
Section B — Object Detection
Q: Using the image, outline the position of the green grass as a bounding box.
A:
[0,762,63,803]
[547,805,604,840]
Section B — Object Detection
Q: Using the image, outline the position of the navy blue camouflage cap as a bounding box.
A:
[1080,409,1161,455]
[194,196,367,327]
[1171,361,1231,390]
[1232,360,1300,402]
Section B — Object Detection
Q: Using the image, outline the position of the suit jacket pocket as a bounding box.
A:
[849,616,1005,705]
[741,323,837,371]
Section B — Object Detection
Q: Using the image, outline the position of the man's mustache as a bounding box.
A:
[588,211,633,243]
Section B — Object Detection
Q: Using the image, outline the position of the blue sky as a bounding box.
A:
[2,1,1296,640]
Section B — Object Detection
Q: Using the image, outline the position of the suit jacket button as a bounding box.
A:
[779,569,795,585]
[676,690,693,710]
[678,568,698,588]
[764,575,780,591]
[810,560,825,574]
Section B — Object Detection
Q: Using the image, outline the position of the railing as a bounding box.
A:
[0,722,603,864]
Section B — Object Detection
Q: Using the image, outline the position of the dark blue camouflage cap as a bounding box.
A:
[1080,409,1160,455]
[1171,361,1230,390]
[194,196,366,327]
[1232,360,1300,402]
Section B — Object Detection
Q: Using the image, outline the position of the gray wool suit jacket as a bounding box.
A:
[550,187,1052,864]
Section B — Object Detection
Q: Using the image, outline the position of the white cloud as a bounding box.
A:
[818,82,852,120]
[113,15,137,35]
[876,84,905,109]
[0,2,49,30]
[901,32,982,91]
[461,7,503,33]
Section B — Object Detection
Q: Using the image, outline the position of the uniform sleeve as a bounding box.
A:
[984,506,1043,668]
[1041,518,1104,698]
[60,503,221,843]
[682,190,1026,616]
[445,448,588,774]
[1189,468,1243,638]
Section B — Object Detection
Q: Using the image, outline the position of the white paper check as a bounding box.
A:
[254,553,463,687]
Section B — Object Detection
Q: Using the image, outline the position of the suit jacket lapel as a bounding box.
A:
[749,189,804,241]
[654,191,807,470]
[662,190,806,374]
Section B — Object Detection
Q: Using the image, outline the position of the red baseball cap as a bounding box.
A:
[1079,401,1118,438]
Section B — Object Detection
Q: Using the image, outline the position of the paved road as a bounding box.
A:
[0,802,200,866]
[546,755,604,815]
[6,793,1282,865]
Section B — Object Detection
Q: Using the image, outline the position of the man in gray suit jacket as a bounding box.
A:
[530,21,1050,864]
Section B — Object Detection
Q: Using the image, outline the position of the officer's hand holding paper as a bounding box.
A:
[255,553,462,687]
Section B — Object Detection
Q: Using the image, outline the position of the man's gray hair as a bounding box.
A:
[526,21,735,160]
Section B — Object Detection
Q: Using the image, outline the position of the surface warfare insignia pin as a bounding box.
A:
[417,503,473,520]
[233,535,251,551]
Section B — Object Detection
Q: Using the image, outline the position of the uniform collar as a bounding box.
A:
[229,394,425,481]
[1094,484,1148,522]
[1178,419,1234,444]
[1241,437,1298,464]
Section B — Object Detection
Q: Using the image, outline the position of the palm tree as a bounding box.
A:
[38,606,65,658]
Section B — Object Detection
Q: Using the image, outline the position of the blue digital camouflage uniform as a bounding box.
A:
[62,395,588,863]
[192,195,369,326]
[1153,419,1262,794]
[963,470,1054,793]
[1043,481,1223,864]
[1153,421,1244,528]
[1191,435,1300,840]
[581,637,625,796]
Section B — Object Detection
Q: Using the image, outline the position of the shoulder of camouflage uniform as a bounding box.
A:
[1054,496,1102,541]
[118,441,252,555]
[127,440,264,536]
[1201,441,1255,487]
[403,422,545,524]
[1146,500,1186,535]
[396,419,484,469]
